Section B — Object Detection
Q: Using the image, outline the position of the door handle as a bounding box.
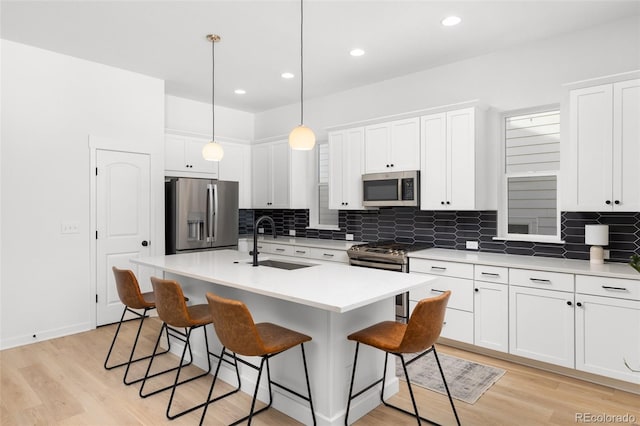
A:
[141,240,149,247]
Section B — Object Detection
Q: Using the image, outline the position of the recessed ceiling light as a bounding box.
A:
[281,72,295,79]
[441,16,461,26]
[350,48,365,57]
[234,89,246,95]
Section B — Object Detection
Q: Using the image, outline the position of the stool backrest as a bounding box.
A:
[206,292,265,356]
[400,290,451,353]
[112,267,153,309]
[150,277,191,328]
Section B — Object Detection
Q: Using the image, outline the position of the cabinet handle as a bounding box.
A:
[296,250,306,254]
[576,302,583,307]
[430,289,446,293]
[446,201,451,205]
[481,272,500,277]
[275,248,285,252]
[601,285,628,292]
[530,278,552,284]
[390,164,394,167]
[605,200,611,205]
[323,253,334,257]
[440,201,445,205]
[474,288,479,292]
[614,200,620,205]
[430,266,447,271]
[567,301,573,306]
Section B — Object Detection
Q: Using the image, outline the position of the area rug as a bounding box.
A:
[395,352,505,404]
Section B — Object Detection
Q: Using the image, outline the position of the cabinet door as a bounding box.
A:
[219,142,251,209]
[364,123,391,173]
[575,294,640,383]
[328,131,346,209]
[270,141,290,208]
[474,281,508,352]
[342,128,365,209]
[390,118,420,171]
[252,144,271,207]
[420,112,447,209]
[509,286,575,368]
[185,140,219,176]
[165,135,186,171]
[567,84,614,211]
[447,108,475,209]
[613,79,640,211]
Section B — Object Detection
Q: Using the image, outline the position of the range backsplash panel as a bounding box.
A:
[239,208,640,263]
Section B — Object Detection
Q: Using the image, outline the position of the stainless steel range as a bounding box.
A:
[347,241,429,321]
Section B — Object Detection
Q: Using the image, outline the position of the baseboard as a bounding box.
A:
[0,322,92,350]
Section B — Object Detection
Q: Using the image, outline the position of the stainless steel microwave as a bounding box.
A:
[362,170,419,207]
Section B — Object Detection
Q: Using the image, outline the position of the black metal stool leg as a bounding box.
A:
[345,342,360,426]
[433,347,461,426]
[300,343,317,426]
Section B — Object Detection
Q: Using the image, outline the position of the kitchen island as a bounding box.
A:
[132,249,437,425]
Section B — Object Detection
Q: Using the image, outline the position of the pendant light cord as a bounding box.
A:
[211,37,216,140]
[300,0,304,126]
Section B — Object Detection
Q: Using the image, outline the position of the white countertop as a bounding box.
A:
[409,248,640,280]
[239,235,362,251]
[133,249,435,313]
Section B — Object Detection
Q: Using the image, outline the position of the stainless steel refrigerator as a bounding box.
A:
[165,177,239,254]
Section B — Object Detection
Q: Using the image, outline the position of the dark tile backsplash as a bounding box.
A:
[239,208,640,263]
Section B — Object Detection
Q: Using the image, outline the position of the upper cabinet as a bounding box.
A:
[364,117,420,173]
[565,78,640,211]
[420,107,496,210]
[251,140,311,209]
[217,142,252,209]
[328,127,365,210]
[165,135,219,178]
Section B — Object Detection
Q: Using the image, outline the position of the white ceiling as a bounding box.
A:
[2,1,639,113]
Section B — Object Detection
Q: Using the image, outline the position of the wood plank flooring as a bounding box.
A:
[1,318,638,425]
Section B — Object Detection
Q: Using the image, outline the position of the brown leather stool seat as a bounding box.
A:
[139,277,240,420]
[200,292,316,426]
[345,290,460,425]
[104,267,173,385]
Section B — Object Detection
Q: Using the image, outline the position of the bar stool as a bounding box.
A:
[344,290,460,426]
[200,292,316,426]
[104,267,172,385]
[139,277,240,420]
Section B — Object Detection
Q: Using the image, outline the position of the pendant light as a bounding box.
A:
[202,34,224,161]
[288,0,316,150]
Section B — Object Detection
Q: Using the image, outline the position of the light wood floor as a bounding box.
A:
[1,318,638,425]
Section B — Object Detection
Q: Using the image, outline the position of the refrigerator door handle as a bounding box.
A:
[212,183,218,242]
[206,184,214,242]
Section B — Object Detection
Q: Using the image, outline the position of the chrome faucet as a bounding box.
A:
[252,215,276,266]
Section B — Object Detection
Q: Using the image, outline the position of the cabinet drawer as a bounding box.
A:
[260,243,294,256]
[576,275,640,301]
[474,265,509,284]
[440,308,474,344]
[409,276,473,312]
[409,258,474,279]
[509,268,574,292]
[307,247,349,263]
[291,247,312,258]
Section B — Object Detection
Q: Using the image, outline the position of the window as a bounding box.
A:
[309,142,339,229]
[497,107,562,243]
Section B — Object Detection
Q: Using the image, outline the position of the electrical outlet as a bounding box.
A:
[61,221,79,234]
[345,234,354,241]
[289,230,296,237]
[604,249,610,260]
[258,227,264,234]
[466,241,479,250]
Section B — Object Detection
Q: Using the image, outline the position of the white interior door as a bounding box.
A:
[96,150,151,325]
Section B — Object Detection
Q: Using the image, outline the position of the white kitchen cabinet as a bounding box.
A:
[165,134,219,178]
[364,117,420,173]
[509,285,575,368]
[251,140,311,209]
[420,107,496,210]
[575,275,640,383]
[565,78,640,211]
[328,127,365,210]
[218,142,251,209]
[474,265,509,353]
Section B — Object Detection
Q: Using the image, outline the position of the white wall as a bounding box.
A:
[0,40,165,349]
[165,94,254,143]
[255,16,640,141]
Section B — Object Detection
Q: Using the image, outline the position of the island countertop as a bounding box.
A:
[132,249,437,313]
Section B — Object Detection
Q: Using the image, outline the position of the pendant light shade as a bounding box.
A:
[203,34,224,161]
[289,0,315,151]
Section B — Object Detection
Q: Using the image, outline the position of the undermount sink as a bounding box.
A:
[252,259,315,270]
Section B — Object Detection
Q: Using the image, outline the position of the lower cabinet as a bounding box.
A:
[255,241,349,264]
[509,285,575,368]
[474,281,509,353]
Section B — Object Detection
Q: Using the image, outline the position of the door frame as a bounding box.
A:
[89,134,161,329]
